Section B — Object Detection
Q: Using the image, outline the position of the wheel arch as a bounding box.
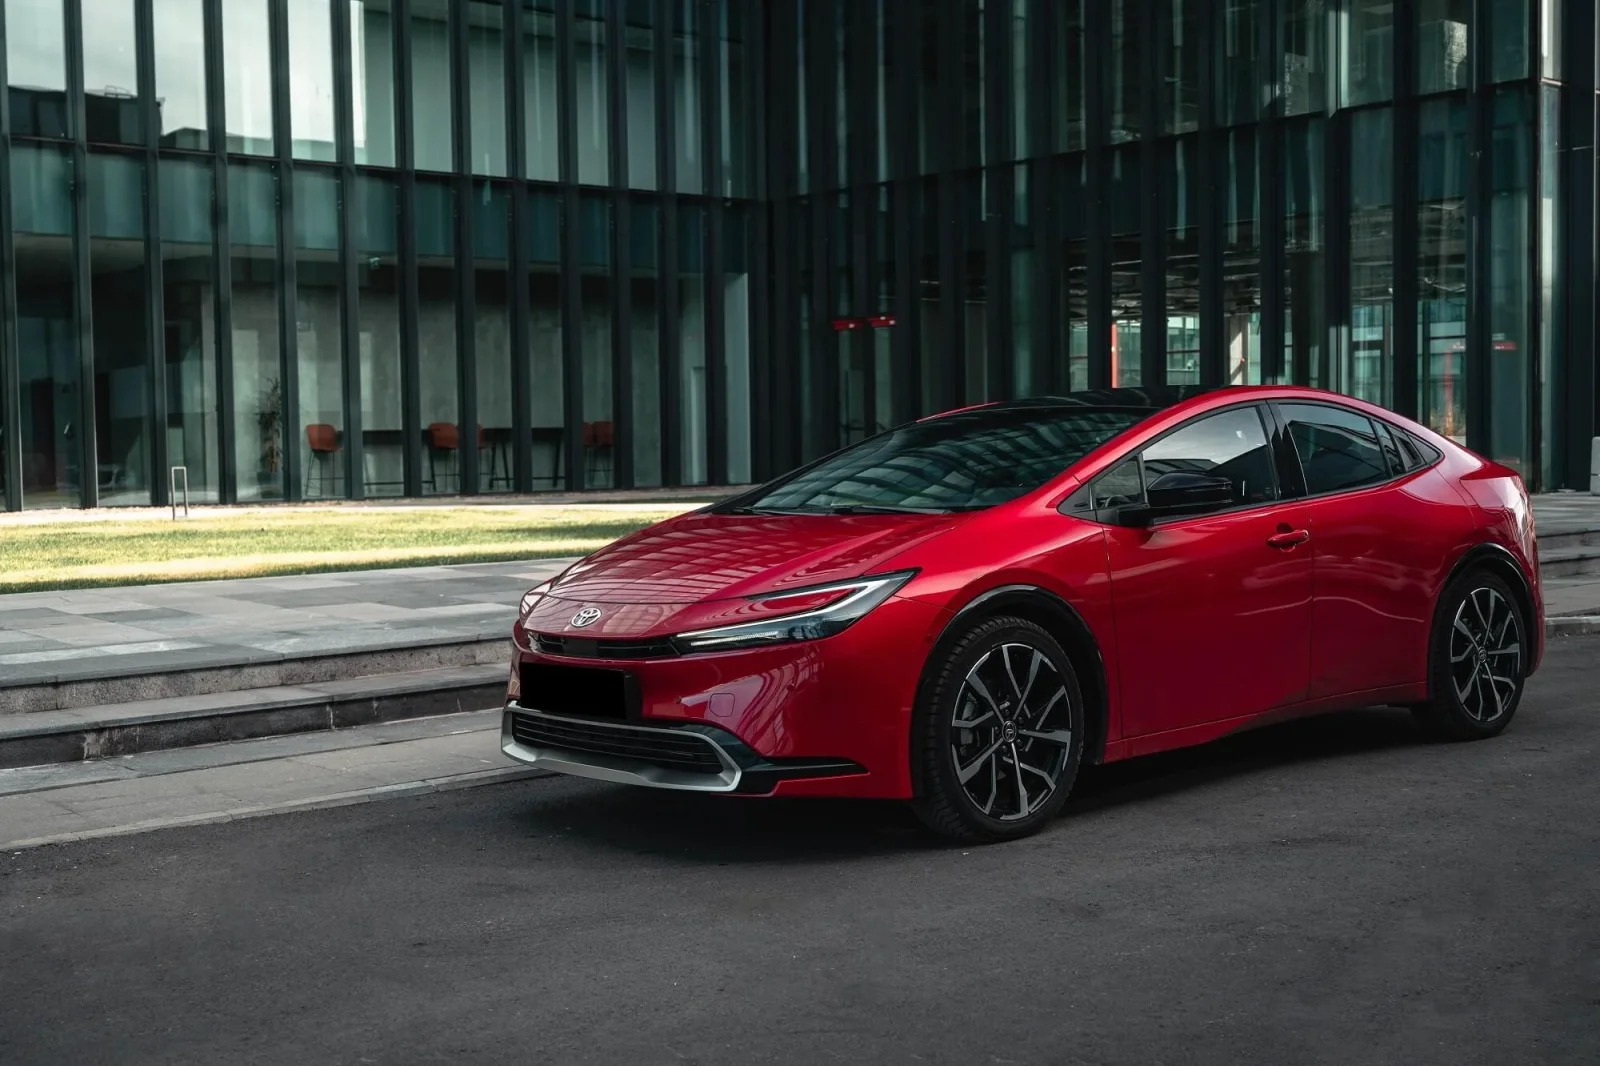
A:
[1432,542,1539,690]
[914,585,1111,794]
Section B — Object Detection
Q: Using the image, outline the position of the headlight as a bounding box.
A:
[672,570,917,653]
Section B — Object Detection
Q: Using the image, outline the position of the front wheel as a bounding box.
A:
[1413,569,1528,741]
[911,616,1085,844]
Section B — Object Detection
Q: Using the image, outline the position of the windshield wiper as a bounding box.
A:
[815,504,953,515]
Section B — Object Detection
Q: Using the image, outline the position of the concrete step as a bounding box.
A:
[0,634,509,716]
[1540,545,1600,579]
[0,663,508,770]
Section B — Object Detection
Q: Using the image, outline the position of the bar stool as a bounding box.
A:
[425,422,459,492]
[305,424,341,497]
[584,420,614,486]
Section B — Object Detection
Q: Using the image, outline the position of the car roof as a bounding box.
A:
[920,385,1225,423]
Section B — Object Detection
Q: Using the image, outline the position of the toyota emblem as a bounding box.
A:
[569,607,602,629]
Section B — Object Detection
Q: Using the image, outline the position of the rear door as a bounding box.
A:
[1098,404,1315,739]
[1270,401,1473,699]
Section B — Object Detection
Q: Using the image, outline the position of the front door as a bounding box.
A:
[1101,405,1315,739]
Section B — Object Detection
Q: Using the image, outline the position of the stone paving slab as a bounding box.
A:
[0,559,571,690]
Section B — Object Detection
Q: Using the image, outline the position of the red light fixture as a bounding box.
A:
[832,317,865,332]
[868,314,897,329]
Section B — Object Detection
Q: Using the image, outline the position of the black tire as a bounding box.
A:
[911,616,1086,844]
[1412,569,1528,742]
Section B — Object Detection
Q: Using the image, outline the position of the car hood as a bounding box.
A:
[545,510,960,606]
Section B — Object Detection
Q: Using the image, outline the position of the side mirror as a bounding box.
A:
[1112,471,1235,527]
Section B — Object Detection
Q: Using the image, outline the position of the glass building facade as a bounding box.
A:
[0,0,1596,511]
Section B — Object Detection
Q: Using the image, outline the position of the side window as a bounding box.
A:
[1142,407,1277,507]
[1092,458,1143,509]
[1279,403,1391,495]
[1371,419,1405,475]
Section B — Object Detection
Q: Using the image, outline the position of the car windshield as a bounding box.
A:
[729,407,1146,514]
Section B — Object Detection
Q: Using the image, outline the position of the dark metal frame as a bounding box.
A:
[0,3,21,513]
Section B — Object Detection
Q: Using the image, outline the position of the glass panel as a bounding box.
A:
[1539,85,1561,489]
[1346,107,1392,406]
[223,0,274,155]
[1143,407,1277,507]
[82,0,142,146]
[289,0,337,161]
[1418,0,1472,95]
[578,195,614,488]
[524,0,560,183]
[962,0,985,169]
[722,0,750,195]
[1284,117,1325,387]
[1110,147,1142,386]
[1109,0,1140,142]
[836,194,862,441]
[835,1,848,187]
[917,0,939,174]
[1054,1,1086,153]
[679,202,708,482]
[351,0,397,167]
[1219,0,1262,127]
[1279,403,1391,494]
[674,0,703,193]
[1340,0,1395,107]
[357,173,404,496]
[796,0,809,190]
[1488,88,1532,478]
[411,0,454,172]
[1418,97,1468,443]
[1011,0,1030,162]
[416,178,460,492]
[1164,0,1202,134]
[527,190,564,488]
[88,153,152,505]
[1490,0,1530,82]
[916,179,941,413]
[1060,155,1088,391]
[8,0,70,138]
[154,0,209,149]
[1223,128,1261,386]
[473,181,513,493]
[1541,0,1562,79]
[872,185,893,433]
[294,169,346,499]
[1013,166,1037,397]
[1282,0,1328,117]
[229,163,285,502]
[724,203,752,484]
[469,0,509,177]
[160,157,221,503]
[1167,137,1202,385]
[13,144,80,508]
[963,174,988,403]
[576,0,610,186]
[630,197,662,487]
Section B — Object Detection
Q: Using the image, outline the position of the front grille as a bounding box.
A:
[533,633,680,660]
[509,711,725,776]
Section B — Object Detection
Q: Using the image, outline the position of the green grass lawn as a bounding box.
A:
[0,506,687,593]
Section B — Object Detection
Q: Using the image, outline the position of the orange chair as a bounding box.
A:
[584,420,614,486]
[426,422,460,492]
[305,424,341,497]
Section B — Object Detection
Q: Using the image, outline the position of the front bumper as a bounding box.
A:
[501,593,945,799]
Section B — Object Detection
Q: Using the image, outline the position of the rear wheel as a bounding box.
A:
[1413,570,1527,741]
[911,617,1085,844]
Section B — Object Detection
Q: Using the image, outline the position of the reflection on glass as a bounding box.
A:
[82,0,142,145]
[416,178,460,493]
[523,2,560,182]
[1110,147,1142,387]
[1013,167,1037,397]
[229,163,285,501]
[289,0,337,161]
[1346,107,1392,406]
[527,190,564,488]
[1219,0,1261,126]
[411,0,454,172]
[1055,1,1086,152]
[1165,0,1201,135]
[1340,0,1394,107]
[1490,0,1529,81]
[294,169,346,498]
[357,174,403,495]
[679,203,708,482]
[916,180,941,413]
[1284,118,1325,387]
[675,0,703,193]
[223,0,275,154]
[579,196,614,488]
[623,1,655,189]
[1167,138,1202,386]
[7,0,69,138]
[89,154,152,505]
[1419,0,1472,94]
[962,1,985,169]
[1109,0,1140,143]
[154,0,208,149]
[722,0,750,194]
[1538,85,1561,488]
[1488,88,1532,476]
[473,182,513,492]
[1418,98,1468,443]
[1541,0,1562,79]
[13,144,81,508]
[469,1,508,177]
[1060,156,1088,391]
[576,0,610,186]
[1282,0,1327,117]
[351,0,397,167]
[1222,128,1260,386]
[963,175,988,403]
[161,157,220,502]
[631,198,663,487]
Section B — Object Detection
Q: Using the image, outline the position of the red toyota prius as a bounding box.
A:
[503,386,1544,843]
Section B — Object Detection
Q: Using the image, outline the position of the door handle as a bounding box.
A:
[1267,529,1311,549]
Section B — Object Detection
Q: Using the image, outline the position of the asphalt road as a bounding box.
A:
[4,638,1599,1066]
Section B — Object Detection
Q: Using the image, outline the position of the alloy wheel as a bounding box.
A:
[949,642,1075,822]
[1447,587,1522,723]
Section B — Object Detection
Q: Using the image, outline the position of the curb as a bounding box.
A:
[1547,616,1600,637]
[1,766,549,853]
